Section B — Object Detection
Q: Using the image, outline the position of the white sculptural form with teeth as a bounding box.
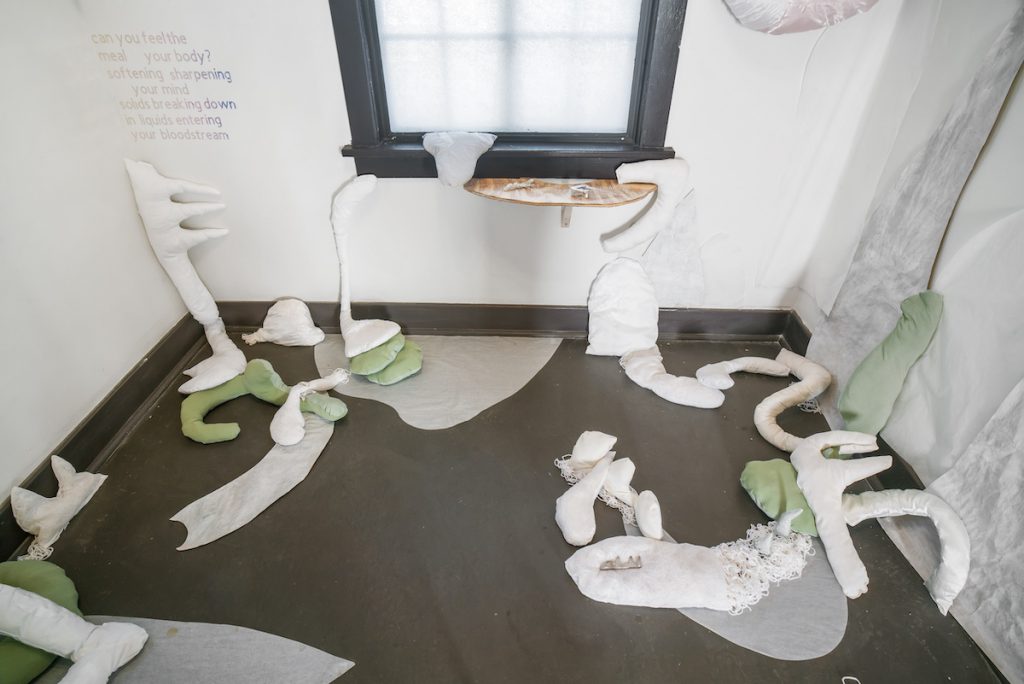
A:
[124,159,245,394]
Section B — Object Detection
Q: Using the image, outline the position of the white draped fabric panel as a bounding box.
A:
[374,0,642,133]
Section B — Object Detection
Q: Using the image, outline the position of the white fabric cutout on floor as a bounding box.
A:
[35,616,353,683]
[585,258,659,357]
[555,455,613,546]
[123,159,245,394]
[330,175,402,357]
[696,356,790,390]
[242,299,325,347]
[601,159,691,253]
[11,455,106,560]
[620,347,726,408]
[790,431,889,599]
[0,585,147,683]
[422,132,496,187]
[171,415,334,550]
[754,349,832,452]
[314,335,561,430]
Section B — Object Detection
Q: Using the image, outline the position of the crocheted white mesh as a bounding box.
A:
[714,522,814,614]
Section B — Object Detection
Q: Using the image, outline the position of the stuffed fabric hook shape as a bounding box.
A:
[124,159,245,394]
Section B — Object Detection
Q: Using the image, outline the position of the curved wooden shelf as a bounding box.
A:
[464,177,656,208]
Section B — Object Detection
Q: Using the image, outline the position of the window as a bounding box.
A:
[329,0,686,178]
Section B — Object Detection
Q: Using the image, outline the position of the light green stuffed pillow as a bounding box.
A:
[0,560,81,684]
[740,459,817,536]
[350,334,406,375]
[366,341,423,386]
[839,291,943,435]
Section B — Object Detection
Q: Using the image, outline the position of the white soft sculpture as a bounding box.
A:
[269,369,350,446]
[124,159,245,394]
[330,175,401,357]
[0,584,147,683]
[555,454,613,546]
[566,520,812,613]
[241,299,325,347]
[11,456,106,560]
[696,356,791,390]
[790,431,890,599]
[566,431,618,471]
[422,132,497,187]
[586,258,659,357]
[722,0,880,34]
[754,348,832,452]
[601,158,691,253]
[620,347,726,408]
[633,490,663,541]
[842,489,970,615]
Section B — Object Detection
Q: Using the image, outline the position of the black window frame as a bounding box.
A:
[329,0,687,178]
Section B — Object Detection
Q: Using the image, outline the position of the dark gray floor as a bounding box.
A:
[46,335,1000,683]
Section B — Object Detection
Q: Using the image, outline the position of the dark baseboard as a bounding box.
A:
[1,315,203,561]
[220,301,810,348]
[3,302,810,560]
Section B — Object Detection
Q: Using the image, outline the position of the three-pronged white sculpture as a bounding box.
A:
[11,455,106,560]
[124,159,245,394]
[269,369,350,446]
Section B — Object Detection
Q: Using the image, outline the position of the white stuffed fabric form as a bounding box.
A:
[722,0,880,34]
[790,431,889,599]
[621,347,725,409]
[0,584,147,683]
[242,299,325,347]
[697,356,791,390]
[124,159,245,394]
[555,455,613,547]
[754,349,832,452]
[11,455,106,560]
[586,258,659,357]
[269,370,349,447]
[330,175,401,357]
[842,489,969,614]
[566,523,812,614]
[566,431,617,471]
[422,132,496,187]
[602,159,691,253]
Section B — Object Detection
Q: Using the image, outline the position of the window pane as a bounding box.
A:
[374,0,643,134]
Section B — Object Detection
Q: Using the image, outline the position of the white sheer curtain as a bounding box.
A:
[374,0,643,133]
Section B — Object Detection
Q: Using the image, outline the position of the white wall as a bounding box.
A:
[0,0,910,493]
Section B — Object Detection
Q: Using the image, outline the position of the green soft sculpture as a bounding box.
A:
[349,333,406,376]
[839,291,943,435]
[740,459,817,536]
[180,359,348,444]
[0,560,81,684]
[366,340,423,386]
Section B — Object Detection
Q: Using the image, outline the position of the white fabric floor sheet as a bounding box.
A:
[36,616,353,683]
[314,334,561,430]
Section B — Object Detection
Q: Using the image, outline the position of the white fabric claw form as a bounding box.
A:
[566,522,812,614]
[601,158,691,253]
[330,175,402,357]
[633,490,663,540]
[696,356,791,390]
[422,132,496,187]
[555,454,613,546]
[842,489,969,615]
[722,0,880,34]
[754,349,833,452]
[124,159,245,394]
[269,370,349,447]
[0,584,147,683]
[586,258,659,357]
[620,347,725,408]
[790,431,889,599]
[241,299,325,347]
[11,455,106,560]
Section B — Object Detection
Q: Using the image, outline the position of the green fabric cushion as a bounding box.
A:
[740,459,817,536]
[180,360,347,443]
[0,561,81,684]
[366,341,423,386]
[349,334,406,376]
[839,291,943,435]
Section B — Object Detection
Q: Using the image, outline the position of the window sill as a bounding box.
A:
[341,142,675,179]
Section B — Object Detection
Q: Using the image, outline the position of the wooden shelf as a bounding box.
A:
[463,177,656,226]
